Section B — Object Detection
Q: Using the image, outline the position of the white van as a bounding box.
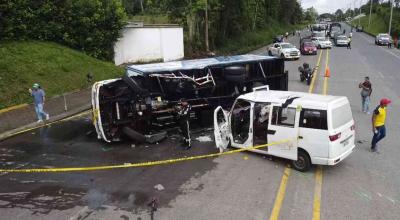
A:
[214,86,355,172]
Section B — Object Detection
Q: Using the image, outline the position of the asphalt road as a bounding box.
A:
[1,24,400,220]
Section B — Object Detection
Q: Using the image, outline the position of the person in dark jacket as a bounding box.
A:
[175,98,192,149]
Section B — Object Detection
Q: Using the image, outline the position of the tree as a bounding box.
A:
[0,0,126,60]
[304,7,318,22]
[334,9,344,21]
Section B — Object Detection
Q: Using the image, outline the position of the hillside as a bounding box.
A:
[351,13,387,36]
[0,41,124,109]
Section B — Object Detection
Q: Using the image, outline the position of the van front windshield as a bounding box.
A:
[331,104,353,129]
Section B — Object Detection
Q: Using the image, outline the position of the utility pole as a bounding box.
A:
[205,0,209,52]
[358,0,362,27]
[368,0,373,29]
[388,0,394,35]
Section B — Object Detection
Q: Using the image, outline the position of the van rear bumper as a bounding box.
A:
[312,144,355,165]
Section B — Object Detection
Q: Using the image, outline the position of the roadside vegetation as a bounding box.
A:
[0,0,126,60]
[216,23,305,54]
[122,0,316,56]
[351,14,387,36]
[342,1,400,38]
[0,41,123,109]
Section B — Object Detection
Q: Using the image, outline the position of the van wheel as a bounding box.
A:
[292,150,311,172]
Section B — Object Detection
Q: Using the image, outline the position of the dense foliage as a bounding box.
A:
[0,0,126,60]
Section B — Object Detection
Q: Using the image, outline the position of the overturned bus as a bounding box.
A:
[91,55,288,143]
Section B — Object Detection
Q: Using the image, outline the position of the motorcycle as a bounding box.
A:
[298,63,314,85]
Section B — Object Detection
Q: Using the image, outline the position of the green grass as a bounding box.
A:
[216,23,306,55]
[351,13,387,36]
[0,41,124,109]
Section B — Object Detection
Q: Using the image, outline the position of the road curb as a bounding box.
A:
[0,104,91,142]
[0,104,29,115]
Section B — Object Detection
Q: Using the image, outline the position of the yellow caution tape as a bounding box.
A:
[0,138,293,173]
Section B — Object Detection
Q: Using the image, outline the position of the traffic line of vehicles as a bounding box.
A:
[268,23,353,61]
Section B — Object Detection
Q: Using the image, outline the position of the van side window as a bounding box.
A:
[271,106,296,127]
[299,109,327,130]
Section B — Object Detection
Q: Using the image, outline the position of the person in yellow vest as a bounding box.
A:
[371,98,391,152]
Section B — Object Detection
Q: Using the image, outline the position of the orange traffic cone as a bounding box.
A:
[325,67,330,77]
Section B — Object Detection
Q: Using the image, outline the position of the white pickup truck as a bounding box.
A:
[268,43,300,60]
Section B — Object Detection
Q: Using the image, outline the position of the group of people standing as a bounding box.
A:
[358,77,391,153]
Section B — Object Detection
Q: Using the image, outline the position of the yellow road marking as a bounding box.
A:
[312,166,323,220]
[313,49,330,220]
[269,167,291,220]
[308,50,324,94]
[0,104,28,115]
[269,49,325,220]
[0,138,294,173]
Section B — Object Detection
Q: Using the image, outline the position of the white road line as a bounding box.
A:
[358,33,400,61]
[377,71,385,79]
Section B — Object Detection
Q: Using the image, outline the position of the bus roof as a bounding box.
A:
[126,55,275,75]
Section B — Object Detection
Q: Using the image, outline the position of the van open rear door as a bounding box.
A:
[267,104,300,160]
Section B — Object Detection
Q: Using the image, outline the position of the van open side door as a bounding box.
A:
[267,104,300,160]
[214,106,230,152]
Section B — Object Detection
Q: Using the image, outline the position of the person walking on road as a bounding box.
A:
[359,77,372,113]
[29,83,49,123]
[347,37,352,49]
[371,98,391,153]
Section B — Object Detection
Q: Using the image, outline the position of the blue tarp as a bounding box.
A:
[126,55,274,76]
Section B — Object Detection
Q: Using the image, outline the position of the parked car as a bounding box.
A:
[356,26,363,32]
[268,43,300,60]
[214,86,355,172]
[335,35,349,46]
[375,33,393,45]
[312,37,332,49]
[300,41,317,55]
[92,55,289,143]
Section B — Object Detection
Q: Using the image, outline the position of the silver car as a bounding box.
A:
[335,35,349,46]
[375,33,392,45]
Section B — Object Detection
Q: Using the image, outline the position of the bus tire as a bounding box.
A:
[122,127,146,143]
[292,149,311,172]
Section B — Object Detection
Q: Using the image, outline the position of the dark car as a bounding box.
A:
[356,26,363,32]
[375,33,392,45]
[273,35,284,43]
[300,41,317,55]
[92,55,289,143]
